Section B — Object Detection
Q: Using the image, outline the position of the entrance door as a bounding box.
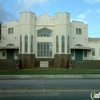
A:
[7,50,14,60]
[75,50,83,61]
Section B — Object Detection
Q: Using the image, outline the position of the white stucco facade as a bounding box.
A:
[0,12,99,63]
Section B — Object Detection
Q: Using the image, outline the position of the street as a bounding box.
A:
[0,79,100,100]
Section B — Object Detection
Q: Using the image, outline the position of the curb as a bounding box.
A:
[0,75,100,80]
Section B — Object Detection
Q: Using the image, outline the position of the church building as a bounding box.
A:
[0,12,99,69]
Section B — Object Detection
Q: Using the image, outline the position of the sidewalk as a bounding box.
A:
[0,75,100,80]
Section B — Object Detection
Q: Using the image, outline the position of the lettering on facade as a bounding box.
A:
[40,61,49,67]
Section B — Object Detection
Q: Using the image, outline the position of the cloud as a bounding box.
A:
[84,0,100,4]
[17,0,49,11]
[17,0,48,4]
[77,14,86,19]
[77,9,93,19]
[0,2,16,23]
[96,9,100,13]
[0,0,50,22]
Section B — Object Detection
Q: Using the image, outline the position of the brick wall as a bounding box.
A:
[19,54,35,69]
[19,54,71,69]
[0,60,16,70]
[54,54,71,68]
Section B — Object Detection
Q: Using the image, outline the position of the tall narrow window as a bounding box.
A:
[37,43,41,56]
[49,43,52,57]
[92,48,95,56]
[67,36,70,53]
[62,35,65,53]
[47,43,49,56]
[20,35,22,53]
[79,29,82,34]
[56,36,59,53]
[44,43,46,56]
[76,28,78,34]
[31,35,33,53]
[41,43,44,56]
[25,35,28,53]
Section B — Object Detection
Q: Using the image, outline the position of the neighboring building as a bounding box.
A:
[0,12,99,69]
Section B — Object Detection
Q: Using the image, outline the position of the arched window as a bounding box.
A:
[37,28,52,37]
[44,33,46,36]
[56,35,59,53]
[61,35,65,53]
[67,36,70,53]
[31,35,33,53]
[20,35,22,53]
[25,35,28,53]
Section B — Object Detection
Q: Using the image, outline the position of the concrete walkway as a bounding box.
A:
[0,74,100,80]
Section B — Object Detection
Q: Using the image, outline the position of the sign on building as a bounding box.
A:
[40,61,49,67]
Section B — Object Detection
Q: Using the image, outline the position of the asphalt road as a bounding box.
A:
[0,79,100,100]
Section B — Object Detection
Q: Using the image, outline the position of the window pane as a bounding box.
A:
[38,43,41,56]
[8,28,10,34]
[44,33,46,36]
[76,28,82,35]
[50,51,52,57]
[92,48,95,56]
[41,33,43,37]
[76,28,78,34]
[44,43,46,56]
[8,28,13,34]
[62,35,65,53]
[20,35,22,53]
[37,28,52,37]
[31,35,33,53]
[25,35,28,53]
[47,43,49,56]
[37,42,52,57]
[79,29,82,34]
[67,36,70,53]
[37,43,40,56]
[56,36,59,53]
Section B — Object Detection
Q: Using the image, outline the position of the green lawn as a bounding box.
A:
[0,69,100,75]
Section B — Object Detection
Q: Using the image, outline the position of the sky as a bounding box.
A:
[0,0,100,37]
